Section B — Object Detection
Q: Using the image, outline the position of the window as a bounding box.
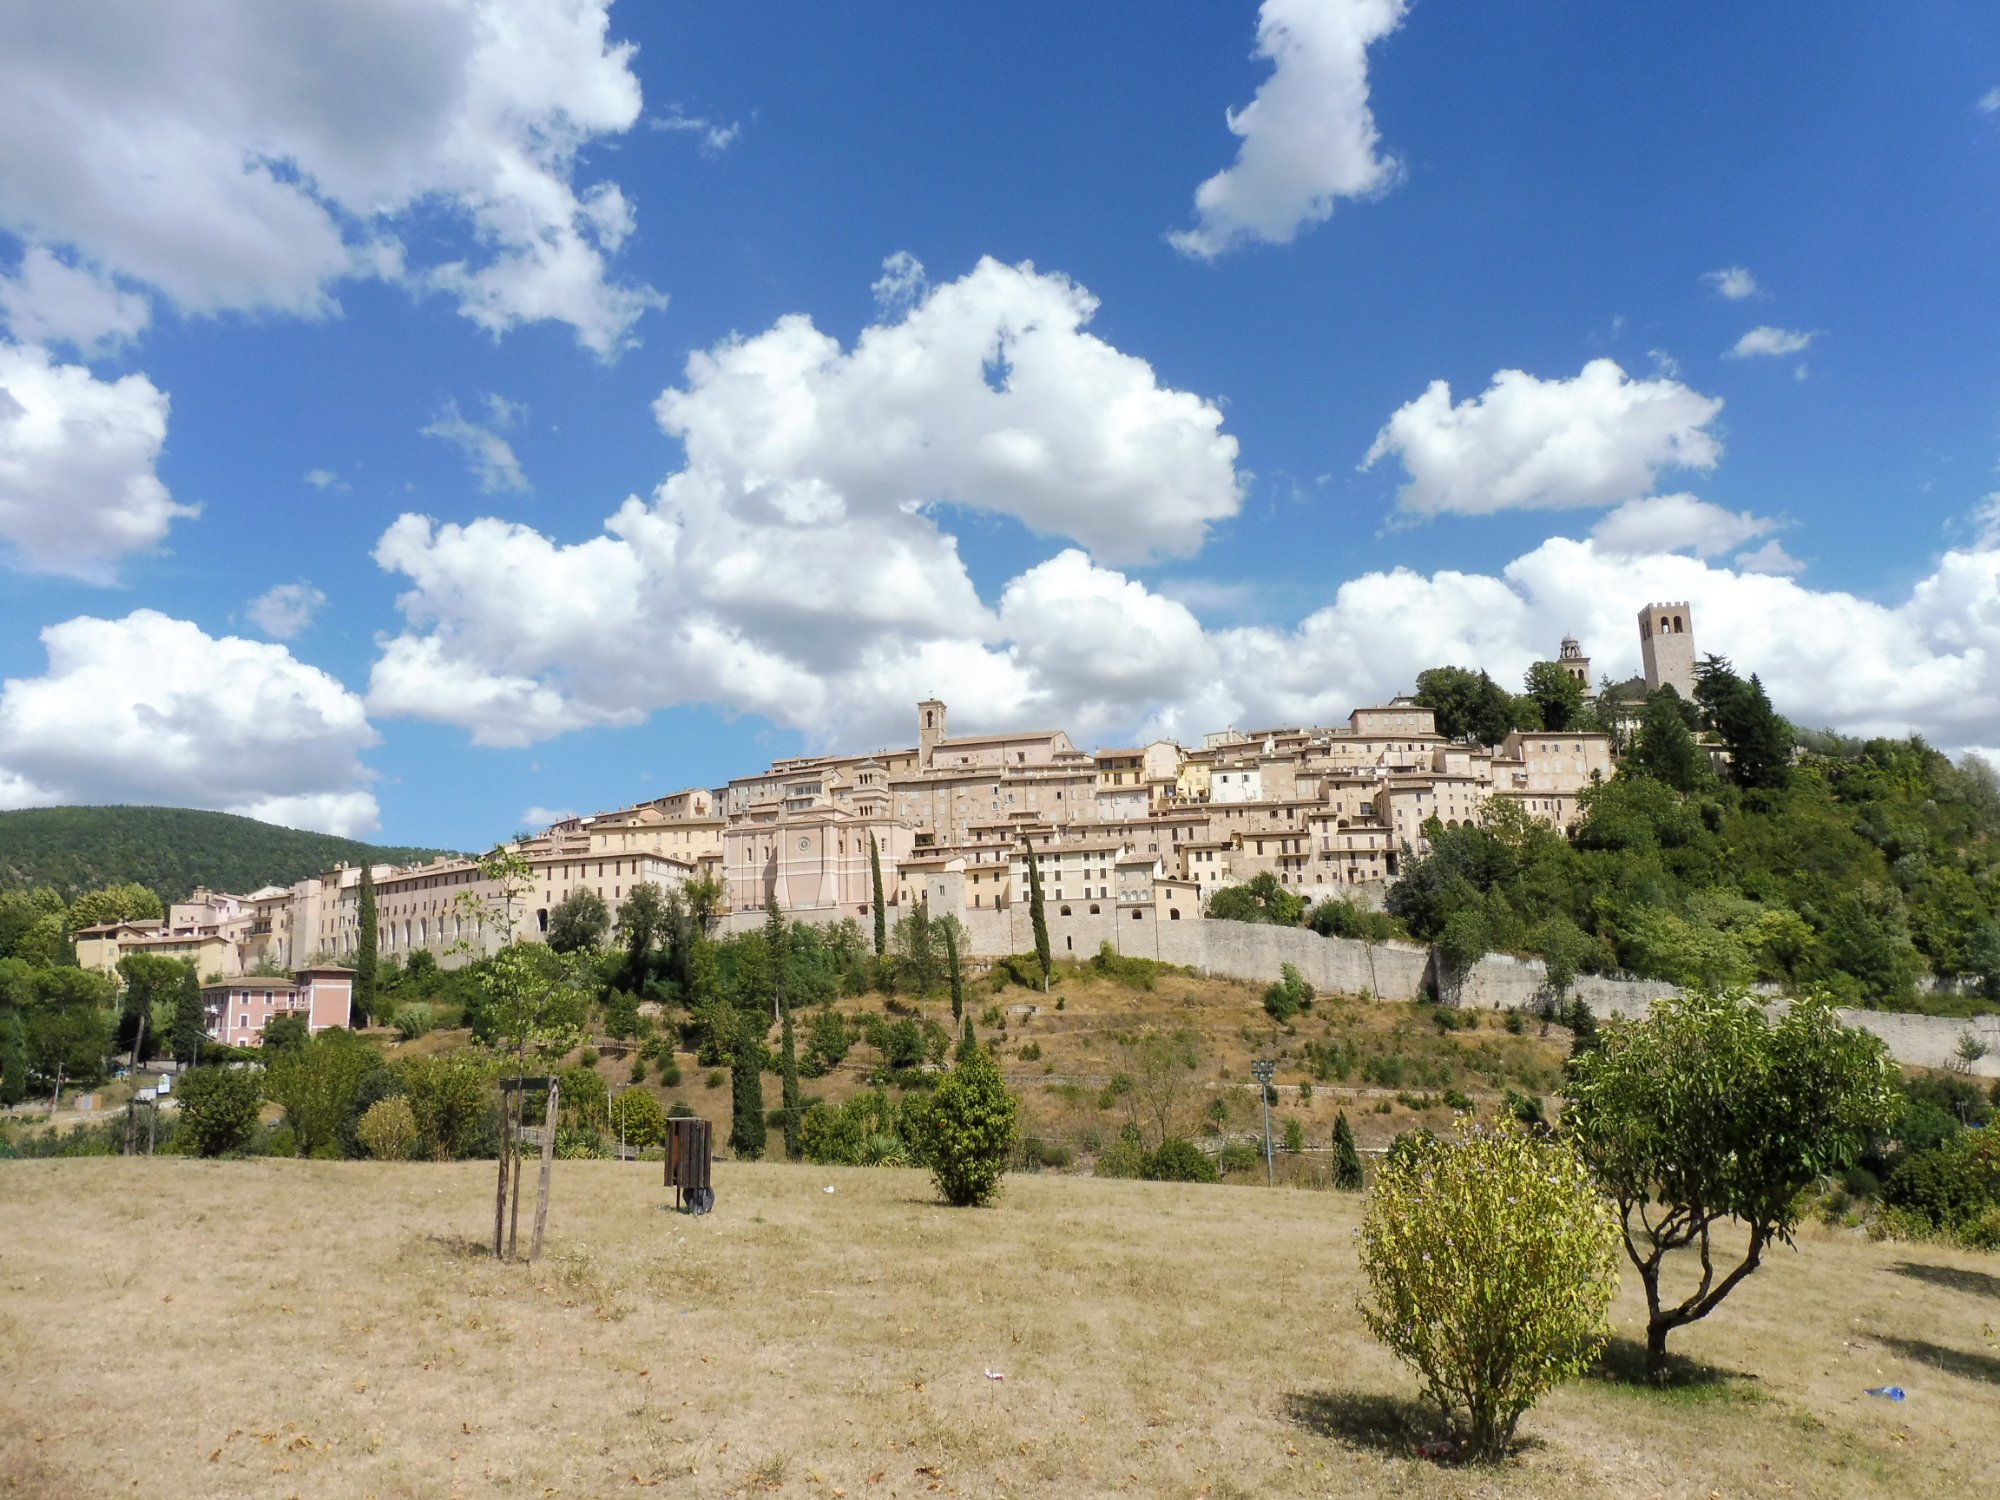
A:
[1059,905,1072,917]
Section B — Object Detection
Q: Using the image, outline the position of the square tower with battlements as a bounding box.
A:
[1638,601,1696,700]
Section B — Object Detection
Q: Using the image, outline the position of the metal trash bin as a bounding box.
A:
[664,1116,714,1214]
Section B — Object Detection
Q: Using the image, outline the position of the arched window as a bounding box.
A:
[1059,905,1072,917]
[1131,909,1143,921]
[1169,909,1181,920]
[1673,614,1684,632]
[1089,904,1100,915]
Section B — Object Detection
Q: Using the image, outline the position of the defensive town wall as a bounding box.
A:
[948,904,2000,1079]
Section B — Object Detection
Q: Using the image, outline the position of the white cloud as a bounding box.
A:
[304,467,345,491]
[871,252,927,316]
[1170,0,1409,259]
[1647,348,1681,379]
[368,257,1243,746]
[1362,359,1725,518]
[0,610,379,835]
[1734,539,1805,576]
[1590,494,1780,560]
[423,396,528,493]
[1703,266,1762,300]
[0,341,198,580]
[1979,87,2000,115]
[0,247,150,352]
[0,1,662,356]
[649,108,740,153]
[245,581,327,640]
[520,805,577,827]
[1728,326,1816,359]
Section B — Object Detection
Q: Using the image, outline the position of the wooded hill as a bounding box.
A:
[0,806,453,903]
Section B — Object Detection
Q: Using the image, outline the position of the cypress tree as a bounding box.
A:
[869,834,887,958]
[172,961,205,1065]
[1025,838,1051,991]
[956,1015,977,1064]
[1332,1110,1363,1191]
[945,918,964,1023]
[729,1019,767,1160]
[779,1002,801,1160]
[355,863,379,1025]
[764,894,789,1022]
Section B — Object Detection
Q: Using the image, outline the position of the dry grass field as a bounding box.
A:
[3,1158,1997,1499]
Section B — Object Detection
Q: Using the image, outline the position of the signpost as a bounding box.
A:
[1250,1059,1276,1188]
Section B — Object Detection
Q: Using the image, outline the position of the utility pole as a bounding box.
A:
[1251,1059,1276,1188]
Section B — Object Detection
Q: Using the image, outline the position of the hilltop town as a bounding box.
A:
[69,603,1703,1024]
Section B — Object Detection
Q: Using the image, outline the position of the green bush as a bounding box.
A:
[667,1101,695,1119]
[1219,1142,1261,1174]
[176,1066,263,1157]
[608,1086,666,1150]
[261,1125,297,1159]
[1014,1135,1074,1171]
[1442,1088,1474,1112]
[396,1052,493,1161]
[1016,1041,1042,1061]
[657,1058,682,1088]
[392,1004,436,1041]
[1093,1124,1150,1179]
[704,1068,725,1089]
[1885,1132,2000,1229]
[919,1042,1018,1206]
[1281,1116,1306,1154]
[1147,1137,1221,1183]
[1360,1121,1620,1462]
[579,1047,599,1068]
[629,1057,647,1084]
[356,1096,418,1160]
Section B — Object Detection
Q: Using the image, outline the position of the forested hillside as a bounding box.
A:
[0,807,452,903]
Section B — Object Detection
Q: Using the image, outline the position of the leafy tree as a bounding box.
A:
[869,834,887,958]
[260,1012,309,1052]
[608,1085,666,1151]
[115,952,184,1061]
[1435,905,1490,1004]
[1627,687,1712,792]
[1414,665,1521,745]
[1262,963,1314,1022]
[1332,1109,1363,1190]
[615,880,666,994]
[1532,915,1594,1013]
[890,899,941,996]
[68,882,164,928]
[397,1052,494,1160]
[476,942,591,1070]
[1146,1138,1221,1182]
[265,1029,380,1157]
[23,1001,110,1091]
[547,887,610,954]
[1522,660,1590,733]
[356,1096,418,1160]
[1206,871,1306,926]
[802,1005,852,1077]
[355,862,379,1024]
[0,887,66,960]
[1562,990,1899,1383]
[1359,1120,1620,1461]
[177,1066,262,1157]
[0,1010,29,1106]
[921,1038,1019,1206]
[1024,838,1051,989]
[1119,1028,1204,1150]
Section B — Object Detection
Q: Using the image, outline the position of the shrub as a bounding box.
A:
[1017,1041,1042,1061]
[704,1068,725,1089]
[1442,1088,1474,1112]
[630,1057,647,1084]
[1219,1142,1261,1174]
[1093,1125,1150,1179]
[1332,1111,1363,1190]
[608,1086,666,1150]
[919,1042,1018,1206]
[176,1067,262,1157]
[392,1004,436,1041]
[667,1101,695,1119]
[356,1097,418,1160]
[1015,1136,1074,1171]
[261,1125,297,1159]
[1885,1133,2000,1229]
[1359,1121,1620,1462]
[397,1052,493,1161]
[1148,1137,1221,1183]
[1281,1116,1306,1154]
[657,1058,683,1088]
[560,1064,609,1133]
[579,1047,599,1068]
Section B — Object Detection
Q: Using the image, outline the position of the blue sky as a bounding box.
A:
[1,1,1998,850]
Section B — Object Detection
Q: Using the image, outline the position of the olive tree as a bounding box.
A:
[921,1040,1018,1206]
[1562,989,1899,1384]
[1359,1120,1619,1461]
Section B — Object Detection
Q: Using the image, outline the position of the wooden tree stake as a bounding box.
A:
[530,1079,560,1262]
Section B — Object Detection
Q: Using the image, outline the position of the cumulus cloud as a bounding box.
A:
[0,0,662,355]
[871,251,927,316]
[1590,494,1781,560]
[1734,538,1805,576]
[1363,359,1725,518]
[1703,266,1761,300]
[520,805,578,827]
[423,395,528,493]
[0,341,198,579]
[1729,326,1816,359]
[368,258,1243,746]
[1170,0,1408,259]
[0,610,379,835]
[0,247,150,352]
[304,467,346,491]
[245,581,327,640]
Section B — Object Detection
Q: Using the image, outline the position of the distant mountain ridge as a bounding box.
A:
[0,806,457,904]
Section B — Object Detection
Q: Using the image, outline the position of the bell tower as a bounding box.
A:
[1638,601,1696,699]
[918,699,947,768]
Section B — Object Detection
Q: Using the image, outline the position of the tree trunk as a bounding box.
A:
[1646,1318,1673,1386]
[529,1080,559,1262]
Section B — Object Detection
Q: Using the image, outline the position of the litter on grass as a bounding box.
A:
[984,1370,1005,1381]
[1864,1385,1907,1401]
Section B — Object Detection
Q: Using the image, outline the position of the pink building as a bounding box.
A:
[200,967,354,1047]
